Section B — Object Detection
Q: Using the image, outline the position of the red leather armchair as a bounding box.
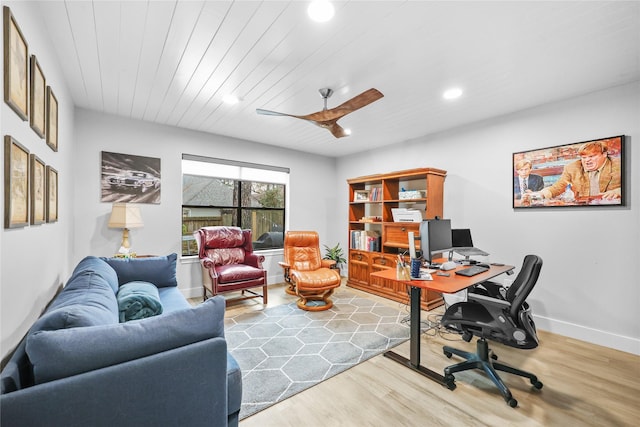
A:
[279,231,341,311]
[194,226,267,304]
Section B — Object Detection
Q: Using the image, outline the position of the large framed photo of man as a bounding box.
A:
[513,135,625,209]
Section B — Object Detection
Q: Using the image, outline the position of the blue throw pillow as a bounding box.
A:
[101,253,178,288]
[26,296,226,385]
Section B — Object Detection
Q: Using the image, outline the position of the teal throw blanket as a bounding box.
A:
[117,281,163,322]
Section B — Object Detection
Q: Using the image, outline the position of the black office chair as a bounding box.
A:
[441,254,543,407]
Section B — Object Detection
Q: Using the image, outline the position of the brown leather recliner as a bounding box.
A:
[279,231,341,311]
[194,226,267,304]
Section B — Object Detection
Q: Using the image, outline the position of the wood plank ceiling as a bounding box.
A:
[36,1,640,157]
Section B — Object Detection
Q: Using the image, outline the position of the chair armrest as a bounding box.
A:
[200,257,219,278]
[321,259,336,269]
[472,280,506,299]
[278,262,291,283]
[468,292,511,309]
[243,253,264,269]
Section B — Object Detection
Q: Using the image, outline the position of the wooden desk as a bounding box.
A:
[371,262,515,388]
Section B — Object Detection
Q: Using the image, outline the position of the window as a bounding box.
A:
[181,155,289,256]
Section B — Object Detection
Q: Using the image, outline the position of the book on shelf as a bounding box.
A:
[350,230,381,251]
[369,187,382,201]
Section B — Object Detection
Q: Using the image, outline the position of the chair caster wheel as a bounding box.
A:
[444,375,456,390]
[532,379,543,389]
[507,398,518,408]
[491,354,498,360]
[444,350,452,358]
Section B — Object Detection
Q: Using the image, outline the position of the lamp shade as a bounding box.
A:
[108,203,143,229]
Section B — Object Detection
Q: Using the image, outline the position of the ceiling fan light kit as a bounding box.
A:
[256,87,384,138]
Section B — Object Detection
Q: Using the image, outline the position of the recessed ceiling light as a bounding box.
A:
[223,94,240,105]
[308,0,335,23]
[443,87,463,100]
[344,128,352,136]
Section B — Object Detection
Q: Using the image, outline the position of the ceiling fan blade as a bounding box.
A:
[327,122,349,138]
[311,119,349,138]
[298,88,384,122]
[256,108,295,117]
[333,88,384,112]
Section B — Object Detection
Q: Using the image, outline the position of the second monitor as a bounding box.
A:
[418,218,453,267]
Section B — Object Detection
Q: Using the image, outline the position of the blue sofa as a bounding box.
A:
[0,254,242,427]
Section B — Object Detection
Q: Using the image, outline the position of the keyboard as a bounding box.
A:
[455,265,490,277]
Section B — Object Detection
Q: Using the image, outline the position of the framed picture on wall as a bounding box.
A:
[101,151,161,204]
[513,135,625,208]
[46,86,58,151]
[3,6,29,121]
[4,135,30,228]
[30,55,46,138]
[46,165,58,222]
[30,153,46,225]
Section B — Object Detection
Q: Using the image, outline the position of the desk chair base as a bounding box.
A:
[443,338,543,407]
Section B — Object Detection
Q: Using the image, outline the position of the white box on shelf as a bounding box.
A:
[398,190,425,200]
[391,208,423,222]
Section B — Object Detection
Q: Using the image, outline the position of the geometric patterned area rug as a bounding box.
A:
[225,288,410,420]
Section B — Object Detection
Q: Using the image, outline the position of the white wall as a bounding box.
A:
[337,81,640,355]
[72,109,340,298]
[1,1,75,361]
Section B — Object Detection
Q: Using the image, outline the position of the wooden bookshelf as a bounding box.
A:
[347,168,447,310]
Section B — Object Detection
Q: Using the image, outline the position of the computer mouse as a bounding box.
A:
[440,261,457,271]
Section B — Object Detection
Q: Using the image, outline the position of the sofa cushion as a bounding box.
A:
[26,296,226,385]
[67,256,119,293]
[157,286,192,313]
[29,257,119,333]
[101,253,178,288]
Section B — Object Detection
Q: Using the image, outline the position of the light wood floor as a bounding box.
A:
[213,282,640,427]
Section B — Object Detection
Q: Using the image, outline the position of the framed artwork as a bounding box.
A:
[30,154,46,225]
[46,165,58,222]
[30,55,46,138]
[3,6,29,121]
[46,86,58,151]
[513,135,625,209]
[4,135,30,228]
[353,190,370,202]
[101,151,161,204]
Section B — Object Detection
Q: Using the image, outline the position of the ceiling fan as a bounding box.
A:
[256,88,384,138]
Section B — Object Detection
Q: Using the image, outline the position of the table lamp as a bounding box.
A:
[108,203,143,252]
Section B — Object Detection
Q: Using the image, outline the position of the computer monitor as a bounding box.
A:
[451,229,473,248]
[418,218,453,266]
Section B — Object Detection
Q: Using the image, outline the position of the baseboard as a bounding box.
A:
[534,314,640,356]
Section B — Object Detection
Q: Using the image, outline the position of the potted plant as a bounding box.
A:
[323,243,347,276]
